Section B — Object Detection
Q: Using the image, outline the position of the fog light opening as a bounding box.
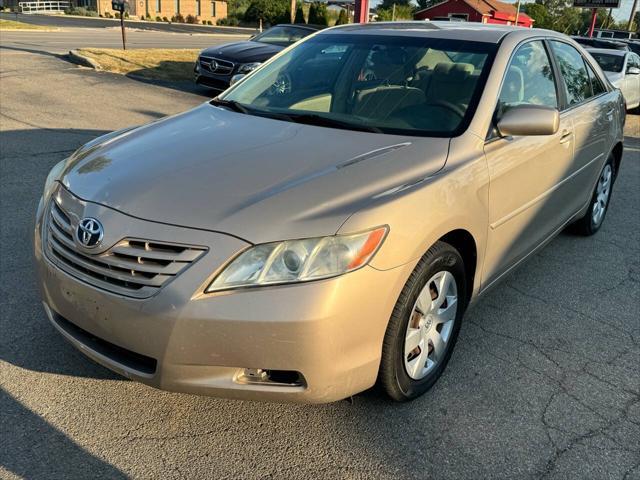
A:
[238,368,304,387]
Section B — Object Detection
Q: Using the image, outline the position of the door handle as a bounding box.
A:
[559,130,573,144]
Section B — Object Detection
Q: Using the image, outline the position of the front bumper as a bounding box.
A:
[35,191,412,403]
[194,62,232,91]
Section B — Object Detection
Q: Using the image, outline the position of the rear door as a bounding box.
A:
[548,40,613,209]
[482,40,574,286]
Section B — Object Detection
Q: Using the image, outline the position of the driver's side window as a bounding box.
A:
[497,40,558,117]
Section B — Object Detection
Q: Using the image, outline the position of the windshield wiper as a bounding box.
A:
[211,100,383,134]
[277,113,384,134]
[210,98,251,114]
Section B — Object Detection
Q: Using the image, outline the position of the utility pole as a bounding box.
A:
[588,8,597,37]
[514,0,521,26]
[628,0,638,31]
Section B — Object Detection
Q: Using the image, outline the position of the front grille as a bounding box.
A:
[199,56,235,75]
[44,198,207,299]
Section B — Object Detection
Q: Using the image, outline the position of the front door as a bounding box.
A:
[482,40,575,287]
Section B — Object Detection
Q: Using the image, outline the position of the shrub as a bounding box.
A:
[334,8,348,25]
[185,14,197,23]
[64,6,99,17]
[216,16,240,26]
[156,15,162,21]
[171,13,185,22]
[104,11,112,18]
[307,2,328,25]
[162,16,169,21]
[207,20,213,25]
[244,0,289,25]
[294,3,305,23]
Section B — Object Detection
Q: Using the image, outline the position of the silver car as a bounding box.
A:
[587,47,640,109]
[35,22,625,403]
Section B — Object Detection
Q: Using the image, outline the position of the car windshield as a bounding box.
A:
[589,52,625,72]
[218,33,497,137]
[252,26,312,46]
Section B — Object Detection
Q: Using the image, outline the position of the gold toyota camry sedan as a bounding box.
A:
[35,22,625,403]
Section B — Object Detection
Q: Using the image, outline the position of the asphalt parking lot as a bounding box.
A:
[1,30,639,480]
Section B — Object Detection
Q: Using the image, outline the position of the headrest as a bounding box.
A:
[433,62,475,81]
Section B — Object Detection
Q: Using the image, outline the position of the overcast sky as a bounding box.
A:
[369,0,636,22]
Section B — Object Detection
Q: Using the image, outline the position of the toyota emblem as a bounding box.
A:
[76,217,104,248]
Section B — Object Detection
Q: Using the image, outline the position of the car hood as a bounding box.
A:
[200,41,283,64]
[61,103,450,244]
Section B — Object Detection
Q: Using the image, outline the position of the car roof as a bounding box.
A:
[323,21,563,44]
[275,23,324,31]
[586,47,627,56]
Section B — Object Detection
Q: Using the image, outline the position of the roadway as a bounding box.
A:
[0,11,256,34]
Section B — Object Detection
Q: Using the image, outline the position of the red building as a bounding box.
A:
[414,0,534,28]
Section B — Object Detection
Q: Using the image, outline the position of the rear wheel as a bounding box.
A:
[572,156,615,236]
[378,241,467,402]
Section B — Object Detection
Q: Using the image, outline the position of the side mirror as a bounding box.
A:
[497,105,559,137]
[230,74,245,86]
[627,66,640,75]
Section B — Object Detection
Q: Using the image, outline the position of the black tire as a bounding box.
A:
[378,241,467,402]
[572,155,615,236]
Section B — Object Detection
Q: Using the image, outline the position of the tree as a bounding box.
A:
[379,0,412,9]
[244,0,288,25]
[294,2,305,23]
[416,0,440,10]
[308,1,329,25]
[376,4,414,21]
[335,8,349,25]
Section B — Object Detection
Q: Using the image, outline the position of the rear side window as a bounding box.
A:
[586,61,606,96]
[498,40,558,114]
[549,41,592,106]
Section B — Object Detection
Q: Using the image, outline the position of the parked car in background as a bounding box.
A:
[619,39,640,55]
[572,36,629,50]
[587,48,640,110]
[195,24,322,91]
[37,22,625,404]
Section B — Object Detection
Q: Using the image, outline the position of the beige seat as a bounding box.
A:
[424,62,477,108]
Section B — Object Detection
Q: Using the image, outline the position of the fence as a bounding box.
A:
[18,1,70,14]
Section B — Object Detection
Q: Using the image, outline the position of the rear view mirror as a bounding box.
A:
[627,66,640,75]
[497,105,559,137]
[230,74,245,86]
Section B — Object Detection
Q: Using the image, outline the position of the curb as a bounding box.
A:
[68,49,101,70]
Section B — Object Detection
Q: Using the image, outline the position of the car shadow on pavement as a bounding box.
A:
[0,387,127,478]
[126,61,216,97]
[1,127,125,382]
[0,44,66,60]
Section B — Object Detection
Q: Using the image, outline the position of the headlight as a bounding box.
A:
[206,226,388,292]
[237,62,261,74]
[43,159,66,199]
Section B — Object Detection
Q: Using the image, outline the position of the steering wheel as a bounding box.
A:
[426,100,466,118]
[270,73,292,96]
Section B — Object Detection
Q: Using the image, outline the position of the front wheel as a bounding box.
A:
[378,241,467,402]
[572,156,615,236]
